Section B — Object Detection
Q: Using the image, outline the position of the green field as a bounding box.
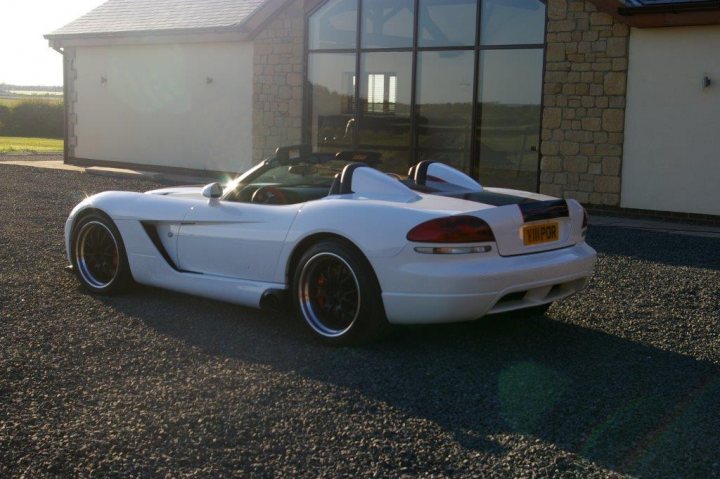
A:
[0,136,64,153]
[0,97,63,107]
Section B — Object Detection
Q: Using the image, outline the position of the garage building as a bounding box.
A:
[46,0,720,218]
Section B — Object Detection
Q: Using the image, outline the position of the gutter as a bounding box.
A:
[43,24,249,42]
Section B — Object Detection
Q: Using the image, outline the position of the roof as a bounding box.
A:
[46,0,270,40]
[623,0,719,7]
[589,0,720,27]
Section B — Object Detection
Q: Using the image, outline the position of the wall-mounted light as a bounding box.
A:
[703,75,712,88]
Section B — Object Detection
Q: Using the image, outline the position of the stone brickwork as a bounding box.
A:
[252,0,305,162]
[540,0,629,205]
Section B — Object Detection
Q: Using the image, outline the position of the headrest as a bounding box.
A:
[411,160,438,186]
[338,163,370,194]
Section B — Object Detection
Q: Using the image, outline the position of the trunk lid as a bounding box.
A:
[470,199,580,256]
[408,189,584,256]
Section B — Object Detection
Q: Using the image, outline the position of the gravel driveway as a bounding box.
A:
[1,164,719,478]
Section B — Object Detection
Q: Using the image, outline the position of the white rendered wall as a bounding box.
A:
[74,42,254,173]
[622,26,720,216]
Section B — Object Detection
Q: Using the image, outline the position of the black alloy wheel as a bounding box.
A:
[71,212,132,294]
[293,239,388,344]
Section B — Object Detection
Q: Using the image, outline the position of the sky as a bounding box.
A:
[0,0,107,86]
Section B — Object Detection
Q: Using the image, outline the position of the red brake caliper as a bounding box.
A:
[316,274,326,309]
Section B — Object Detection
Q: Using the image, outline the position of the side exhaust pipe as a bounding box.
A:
[260,289,289,313]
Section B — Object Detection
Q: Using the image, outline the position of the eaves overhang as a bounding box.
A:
[590,0,720,27]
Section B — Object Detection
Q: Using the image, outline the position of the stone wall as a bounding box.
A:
[540,0,630,205]
[252,0,305,162]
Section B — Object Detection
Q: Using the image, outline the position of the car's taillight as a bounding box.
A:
[407,216,495,243]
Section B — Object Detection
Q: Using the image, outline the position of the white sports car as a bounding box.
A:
[66,146,596,344]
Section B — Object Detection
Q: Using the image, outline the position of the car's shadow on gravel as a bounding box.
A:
[102,289,720,478]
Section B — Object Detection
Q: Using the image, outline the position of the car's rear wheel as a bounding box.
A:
[71,212,132,295]
[293,239,388,345]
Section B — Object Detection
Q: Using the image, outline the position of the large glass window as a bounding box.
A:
[306,0,546,190]
[308,0,358,49]
[480,0,546,46]
[358,52,412,173]
[416,51,474,172]
[362,0,414,49]
[308,53,356,151]
[477,49,544,191]
[418,0,477,47]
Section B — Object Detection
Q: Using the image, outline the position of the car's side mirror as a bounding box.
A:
[202,182,223,200]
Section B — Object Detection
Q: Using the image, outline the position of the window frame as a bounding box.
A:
[303,0,548,191]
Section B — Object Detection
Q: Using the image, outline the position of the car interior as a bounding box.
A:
[222,145,537,207]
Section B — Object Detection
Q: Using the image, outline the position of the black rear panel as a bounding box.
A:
[457,191,539,206]
[518,200,569,222]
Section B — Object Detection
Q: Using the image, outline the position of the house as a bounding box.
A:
[46,0,720,218]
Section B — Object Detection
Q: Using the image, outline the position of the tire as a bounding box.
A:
[292,239,389,345]
[70,212,133,295]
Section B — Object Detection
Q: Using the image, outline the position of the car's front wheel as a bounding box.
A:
[71,212,133,295]
[293,239,388,345]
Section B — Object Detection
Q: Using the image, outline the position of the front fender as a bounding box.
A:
[64,191,201,261]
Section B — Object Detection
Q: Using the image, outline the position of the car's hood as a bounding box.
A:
[145,185,207,199]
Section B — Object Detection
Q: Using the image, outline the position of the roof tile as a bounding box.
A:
[48,0,268,38]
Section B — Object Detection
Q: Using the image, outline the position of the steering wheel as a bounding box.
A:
[251,186,288,205]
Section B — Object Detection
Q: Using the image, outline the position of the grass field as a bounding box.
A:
[0,97,63,107]
[0,136,63,153]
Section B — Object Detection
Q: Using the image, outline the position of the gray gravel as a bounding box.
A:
[1,164,719,478]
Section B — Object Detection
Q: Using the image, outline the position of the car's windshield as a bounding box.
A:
[222,158,355,204]
[249,159,352,188]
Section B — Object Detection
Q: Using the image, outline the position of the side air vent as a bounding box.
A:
[141,222,181,271]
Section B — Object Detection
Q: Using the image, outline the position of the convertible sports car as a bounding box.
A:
[66,145,596,344]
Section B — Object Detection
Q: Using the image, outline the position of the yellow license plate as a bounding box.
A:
[522,222,560,246]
